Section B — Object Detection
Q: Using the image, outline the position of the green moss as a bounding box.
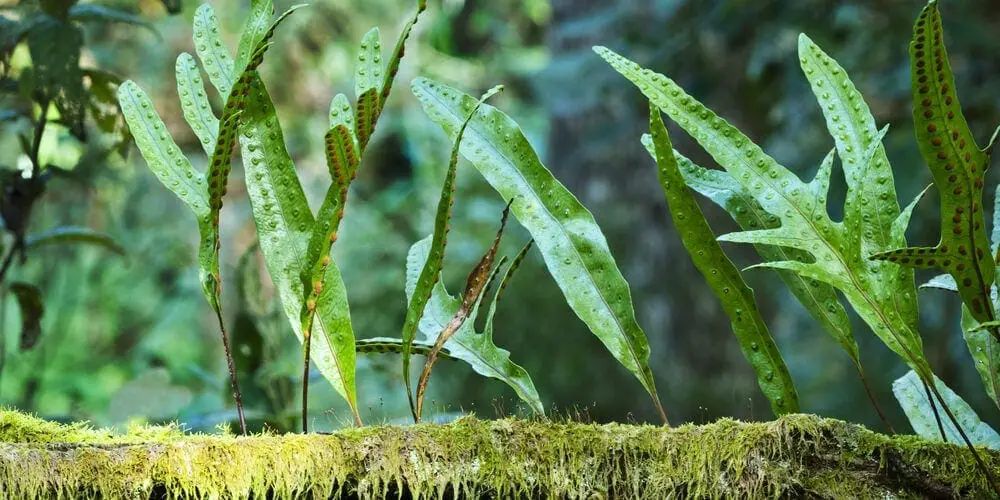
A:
[0,408,996,498]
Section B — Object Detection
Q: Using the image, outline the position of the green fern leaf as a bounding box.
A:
[962,308,1000,406]
[412,77,666,422]
[648,105,798,415]
[192,4,235,98]
[869,1,997,334]
[401,86,500,417]
[175,53,219,156]
[355,28,383,105]
[405,236,543,415]
[595,46,932,380]
[380,0,427,115]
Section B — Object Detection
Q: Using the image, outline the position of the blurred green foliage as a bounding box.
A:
[2,0,999,434]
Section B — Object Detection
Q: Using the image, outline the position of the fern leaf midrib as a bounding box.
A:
[422,90,644,374]
[801,48,894,254]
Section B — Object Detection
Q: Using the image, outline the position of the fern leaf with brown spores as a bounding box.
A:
[870,1,996,334]
[380,0,427,116]
[401,85,503,420]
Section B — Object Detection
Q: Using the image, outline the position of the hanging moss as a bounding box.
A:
[0,408,996,498]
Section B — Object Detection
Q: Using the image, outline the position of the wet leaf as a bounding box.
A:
[962,307,1000,406]
[893,369,1000,449]
[640,138,860,377]
[647,105,798,415]
[356,337,453,360]
[412,78,663,421]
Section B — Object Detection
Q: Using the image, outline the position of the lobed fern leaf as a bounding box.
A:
[870,2,997,338]
[595,46,933,383]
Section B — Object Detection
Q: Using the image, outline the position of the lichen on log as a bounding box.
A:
[0,408,996,498]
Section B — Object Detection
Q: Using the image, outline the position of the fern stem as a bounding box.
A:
[214,307,247,435]
[928,383,1000,496]
[301,326,312,433]
[921,380,947,442]
[852,361,894,434]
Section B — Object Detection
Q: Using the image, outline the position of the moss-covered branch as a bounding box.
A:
[0,408,996,498]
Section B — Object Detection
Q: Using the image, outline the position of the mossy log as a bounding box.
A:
[0,409,996,498]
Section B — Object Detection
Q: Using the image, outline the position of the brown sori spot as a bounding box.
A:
[965,152,972,162]
[975,178,984,188]
[916,51,925,58]
[959,246,968,255]
[978,248,985,259]
[901,258,911,264]
[888,256,898,262]
[975,221,982,230]
[916,249,927,254]
[956,207,965,214]
[927,124,937,132]
[963,278,973,287]
[943,260,952,266]
[917,68,926,75]
[928,259,937,266]
[920,86,929,94]
[945,96,953,105]
[945,163,954,170]
[916,60,926,68]
[948,111,955,119]
[973,299,984,314]
[958,263,967,271]
[953,187,963,195]
[932,137,943,146]
[937,151,948,160]
[948,175,957,183]
[974,202,981,213]
[921,99,932,106]
[940,245,949,252]
[952,214,962,223]
[971,163,978,173]
[953,226,963,235]
[914,259,924,265]
[941,83,950,93]
[916,43,924,49]
[923,110,934,119]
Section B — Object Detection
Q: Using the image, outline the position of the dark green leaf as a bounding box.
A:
[9,282,43,352]
[648,105,798,415]
[25,226,124,255]
[68,4,158,37]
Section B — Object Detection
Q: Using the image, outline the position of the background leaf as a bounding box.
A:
[9,282,43,352]
[893,369,1000,449]
[25,226,124,256]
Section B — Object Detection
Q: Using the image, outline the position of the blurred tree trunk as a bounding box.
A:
[539,0,760,423]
